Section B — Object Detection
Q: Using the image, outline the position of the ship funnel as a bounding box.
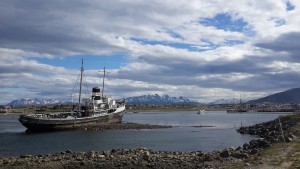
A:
[92,87,101,100]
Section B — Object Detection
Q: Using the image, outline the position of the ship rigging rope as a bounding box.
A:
[71,71,81,102]
[71,70,90,102]
[82,73,89,96]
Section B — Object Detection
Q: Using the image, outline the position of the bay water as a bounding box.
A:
[0,111,290,157]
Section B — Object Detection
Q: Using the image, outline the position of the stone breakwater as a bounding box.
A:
[1,115,299,169]
[237,115,298,144]
[235,115,299,158]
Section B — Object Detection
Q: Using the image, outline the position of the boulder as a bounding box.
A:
[203,153,213,161]
[2,159,10,165]
[250,149,258,155]
[288,133,297,139]
[103,151,111,157]
[243,143,250,150]
[278,135,285,142]
[257,139,271,148]
[89,151,96,158]
[220,149,230,158]
[235,146,243,151]
[143,151,150,161]
[65,150,72,153]
[285,136,293,142]
[231,152,249,159]
[98,155,105,158]
[20,155,32,158]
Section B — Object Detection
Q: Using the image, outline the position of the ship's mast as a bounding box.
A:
[78,59,84,107]
[99,66,110,98]
[102,66,105,98]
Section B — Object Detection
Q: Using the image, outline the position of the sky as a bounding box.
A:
[0,0,300,104]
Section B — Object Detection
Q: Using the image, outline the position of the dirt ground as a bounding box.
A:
[245,123,300,169]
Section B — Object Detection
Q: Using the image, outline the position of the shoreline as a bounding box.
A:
[0,109,294,116]
[1,115,299,168]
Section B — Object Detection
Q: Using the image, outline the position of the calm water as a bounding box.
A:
[0,111,290,157]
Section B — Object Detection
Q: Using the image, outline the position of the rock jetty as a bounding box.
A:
[237,115,298,144]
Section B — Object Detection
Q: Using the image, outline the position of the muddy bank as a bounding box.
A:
[23,122,172,133]
[87,122,172,130]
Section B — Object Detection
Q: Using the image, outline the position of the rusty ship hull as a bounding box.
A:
[19,108,125,132]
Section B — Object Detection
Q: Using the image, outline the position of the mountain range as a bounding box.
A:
[6,94,197,106]
[6,98,68,107]
[125,94,198,105]
[6,88,300,106]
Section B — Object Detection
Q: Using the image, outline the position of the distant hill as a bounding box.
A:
[125,94,199,105]
[9,88,300,106]
[248,88,300,104]
[7,94,198,106]
[7,98,68,107]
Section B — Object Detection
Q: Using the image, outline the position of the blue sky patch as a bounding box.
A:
[286,1,295,11]
[163,29,184,40]
[275,19,286,27]
[269,17,286,27]
[200,39,221,50]
[200,13,255,36]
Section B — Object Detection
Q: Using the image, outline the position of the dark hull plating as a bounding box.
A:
[19,111,124,132]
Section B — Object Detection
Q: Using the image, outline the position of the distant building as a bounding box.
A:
[0,105,13,113]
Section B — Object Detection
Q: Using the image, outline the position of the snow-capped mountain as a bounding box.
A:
[7,94,198,106]
[6,98,67,106]
[125,94,198,105]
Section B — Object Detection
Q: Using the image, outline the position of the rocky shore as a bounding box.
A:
[0,148,249,169]
[237,115,298,144]
[1,115,299,169]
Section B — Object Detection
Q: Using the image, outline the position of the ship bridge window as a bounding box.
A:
[93,96,101,100]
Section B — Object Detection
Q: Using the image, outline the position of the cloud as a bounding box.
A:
[256,32,300,59]
[1,0,300,104]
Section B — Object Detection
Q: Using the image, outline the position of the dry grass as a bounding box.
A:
[246,115,300,169]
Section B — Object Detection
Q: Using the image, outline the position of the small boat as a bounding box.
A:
[19,59,126,132]
[227,95,248,113]
[197,110,205,114]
